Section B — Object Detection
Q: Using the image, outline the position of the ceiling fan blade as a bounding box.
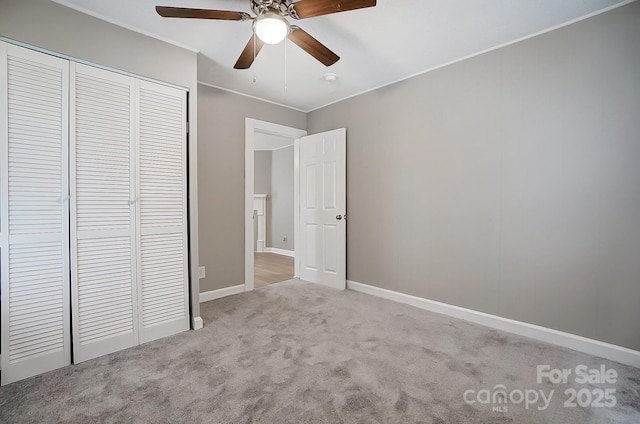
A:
[291,0,376,19]
[234,35,265,69]
[288,26,339,66]
[156,6,250,21]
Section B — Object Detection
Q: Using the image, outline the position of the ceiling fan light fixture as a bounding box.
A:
[254,12,290,45]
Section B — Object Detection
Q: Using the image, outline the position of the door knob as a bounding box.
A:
[336,214,342,220]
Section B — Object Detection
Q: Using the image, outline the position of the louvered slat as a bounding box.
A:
[137,82,189,342]
[70,63,138,363]
[7,242,65,362]
[1,43,71,385]
[141,235,185,320]
[76,237,134,344]
[7,67,62,234]
[74,70,131,231]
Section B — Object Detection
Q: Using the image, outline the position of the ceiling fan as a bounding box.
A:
[156,0,377,69]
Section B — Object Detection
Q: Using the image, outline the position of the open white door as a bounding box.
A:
[298,128,346,290]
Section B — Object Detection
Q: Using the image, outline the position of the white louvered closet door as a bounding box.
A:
[0,43,71,385]
[70,63,138,362]
[136,80,189,343]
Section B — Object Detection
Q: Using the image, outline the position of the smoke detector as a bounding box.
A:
[323,73,338,82]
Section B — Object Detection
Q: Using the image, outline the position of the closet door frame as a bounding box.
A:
[1,41,192,383]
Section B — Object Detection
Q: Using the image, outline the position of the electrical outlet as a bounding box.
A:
[199,266,206,279]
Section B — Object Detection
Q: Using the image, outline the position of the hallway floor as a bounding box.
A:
[254,252,294,288]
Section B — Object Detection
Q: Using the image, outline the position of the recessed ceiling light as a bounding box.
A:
[323,73,338,82]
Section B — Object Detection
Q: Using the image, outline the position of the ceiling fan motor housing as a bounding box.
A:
[250,0,298,19]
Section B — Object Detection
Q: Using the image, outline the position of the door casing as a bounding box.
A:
[244,118,307,291]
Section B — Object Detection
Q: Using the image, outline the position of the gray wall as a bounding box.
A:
[270,146,294,251]
[198,84,305,292]
[307,2,640,350]
[0,0,196,90]
[254,152,272,196]
[0,0,202,321]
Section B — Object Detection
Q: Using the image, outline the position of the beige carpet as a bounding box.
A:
[1,280,639,423]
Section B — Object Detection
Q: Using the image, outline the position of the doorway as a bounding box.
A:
[253,133,294,287]
[244,119,307,291]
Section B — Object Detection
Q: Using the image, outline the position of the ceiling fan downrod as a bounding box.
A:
[250,0,295,19]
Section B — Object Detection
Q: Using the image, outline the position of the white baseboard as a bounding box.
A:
[264,247,295,257]
[192,316,203,330]
[346,280,640,368]
[200,284,245,303]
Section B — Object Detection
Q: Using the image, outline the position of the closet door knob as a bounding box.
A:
[336,214,342,220]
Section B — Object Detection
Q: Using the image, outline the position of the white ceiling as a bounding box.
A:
[53,0,627,111]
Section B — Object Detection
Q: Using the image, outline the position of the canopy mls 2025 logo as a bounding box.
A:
[463,364,618,413]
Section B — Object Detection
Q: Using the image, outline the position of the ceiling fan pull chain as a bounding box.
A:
[284,38,288,92]
[253,33,257,83]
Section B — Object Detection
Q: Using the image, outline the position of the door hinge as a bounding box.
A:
[186,121,189,134]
